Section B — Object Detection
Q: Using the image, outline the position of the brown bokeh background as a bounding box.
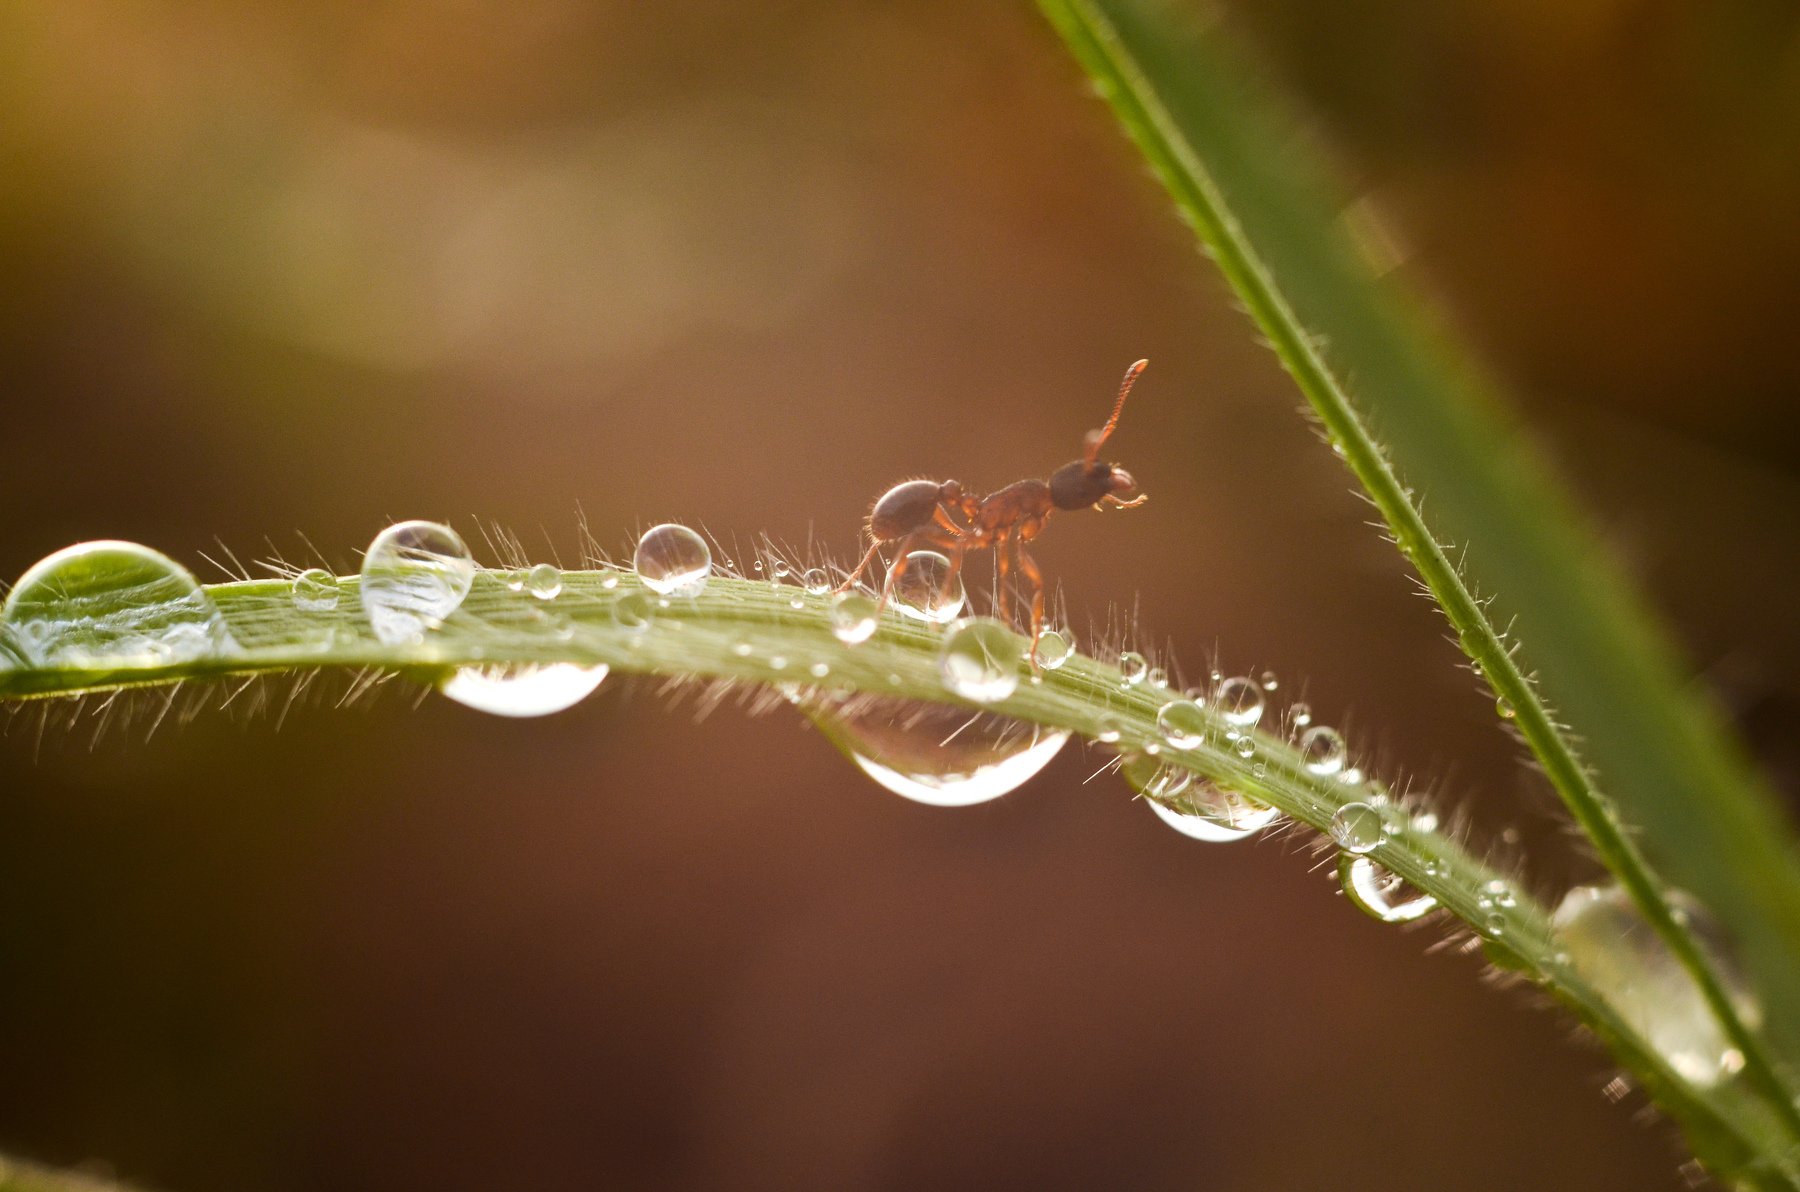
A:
[2,2,1797,1189]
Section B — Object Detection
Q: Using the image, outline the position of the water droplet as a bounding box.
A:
[613,591,654,631]
[502,569,528,592]
[803,692,1068,807]
[1552,885,1764,1086]
[1339,855,1438,923]
[2,540,236,668]
[358,521,475,646]
[731,641,754,657]
[1233,736,1256,759]
[292,568,340,612]
[633,523,711,596]
[599,570,620,590]
[1339,767,1364,786]
[1147,666,1167,688]
[1299,725,1347,776]
[809,661,830,679]
[1124,753,1277,842]
[1215,676,1265,728]
[439,662,608,717]
[1118,651,1148,685]
[1330,802,1384,854]
[768,655,788,671]
[1155,699,1206,750]
[1093,714,1123,744]
[1480,878,1518,909]
[829,591,879,644]
[526,563,562,600]
[1259,669,1279,691]
[892,551,966,623]
[770,560,791,581]
[1496,697,1516,720]
[1290,701,1313,728]
[1035,627,1074,670]
[802,567,830,595]
[938,618,1020,704]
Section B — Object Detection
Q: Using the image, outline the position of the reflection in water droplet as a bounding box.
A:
[613,591,654,631]
[293,568,341,612]
[439,662,608,717]
[359,521,475,646]
[503,569,528,592]
[634,524,711,596]
[1035,628,1074,671]
[1259,669,1279,691]
[1290,701,1313,728]
[804,691,1068,807]
[1118,651,1148,686]
[1215,676,1265,727]
[1339,855,1438,923]
[526,563,563,600]
[1123,753,1277,842]
[2,540,236,668]
[1331,802,1384,854]
[939,618,1021,704]
[893,551,966,624]
[1155,699,1206,750]
[802,567,830,595]
[829,591,878,644]
[1299,725,1347,776]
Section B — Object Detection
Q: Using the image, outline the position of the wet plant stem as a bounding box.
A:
[1,569,1796,1185]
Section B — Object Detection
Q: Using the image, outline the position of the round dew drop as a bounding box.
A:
[439,663,608,717]
[633,524,711,597]
[892,551,966,624]
[1155,699,1207,750]
[1117,650,1149,686]
[526,563,563,600]
[1035,627,1074,671]
[1330,801,1384,855]
[1299,725,1347,776]
[612,591,655,631]
[939,618,1021,704]
[293,568,341,612]
[828,591,878,644]
[801,567,830,596]
[359,521,475,647]
[1214,676,1265,728]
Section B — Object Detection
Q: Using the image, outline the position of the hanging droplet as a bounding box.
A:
[613,591,654,631]
[1117,651,1149,686]
[439,662,608,717]
[1093,713,1123,744]
[939,618,1021,704]
[1214,676,1265,728]
[1,540,237,668]
[829,591,878,644]
[359,521,476,646]
[1496,697,1516,720]
[1035,627,1074,671]
[1124,753,1277,842]
[1299,725,1347,776]
[633,523,711,596]
[526,563,562,600]
[803,691,1069,807]
[292,568,341,612]
[801,567,830,595]
[1155,699,1207,750]
[892,551,966,623]
[1330,802,1384,854]
[1339,855,1438,923]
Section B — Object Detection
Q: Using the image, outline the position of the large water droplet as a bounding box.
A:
[1215,676,1265,728]
[1035,627,1074,671]
[1339,855,1438,923]
[359,521,475,646]
[1552,885,1760,1087]
[633,524,711,596]
[1155,699,1207,750]
[804,692,1068,807]
[939,618,1021,704]
[293,568,341,612]
[1299,725,1347,776]
[829,591,878,644]
[1331,802,1384,854]
[2,540,235,668]
[1123,753,1277,842]
[892,551,965,624]
[526,563,563,600]
[439,663,609,717]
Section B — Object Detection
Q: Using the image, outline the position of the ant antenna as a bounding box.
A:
[1084,359,1148,467]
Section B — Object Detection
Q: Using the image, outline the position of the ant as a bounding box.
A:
[836,359,1149,664]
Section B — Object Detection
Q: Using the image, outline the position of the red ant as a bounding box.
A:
[836,359,1149,663]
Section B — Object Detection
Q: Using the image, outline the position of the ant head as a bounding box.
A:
[1049,360,1149,512]
[938,479,964,503]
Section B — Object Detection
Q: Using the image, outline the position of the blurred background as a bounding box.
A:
[1,1,1797,1189]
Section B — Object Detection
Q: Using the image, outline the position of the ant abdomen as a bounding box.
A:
[869,479,962,541]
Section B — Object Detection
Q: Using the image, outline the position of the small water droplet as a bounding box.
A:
[770,560,791,581]
[1290,701,1313,728]
[503,568,528,592]
[768,655,788,671]
[1414,811,1439,833]
[439,663,608,717]
[802,567,830,595]
[809,661,830,679]
[359,521,475,646]
[1330,802,1384,854]
[633,524,711,596]
[892,551,966,623]
[1484,912,1507,937]
[613,591,654,631]
[1339,766,1364,786]
[1233,736,1256,759]
[731,641,754,657]
[1339,855,1438,923]
[1155,699,1206,750]
[939,618,1020,704]
[525,563,562,600]
[2,540,236,668]
[1035,627,1074,670]
[1299,725,1347,776]
[804,692,1068,807]
[829,591,879,644]
[1259,669,1278,691]
[599,570,620,590]
[1496,697,1516,719]
[1215,676,1265,728]
[1118,651,1148,685]
[293,569,341,612]
[1147,666,1167,688]
[1093,714,1123,744]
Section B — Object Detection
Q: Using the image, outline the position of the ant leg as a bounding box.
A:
[835,537,885,594]
[1016,546,1047,670]
[994,536,1014,627]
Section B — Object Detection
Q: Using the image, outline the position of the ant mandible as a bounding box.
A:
[835,359,1149,664]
